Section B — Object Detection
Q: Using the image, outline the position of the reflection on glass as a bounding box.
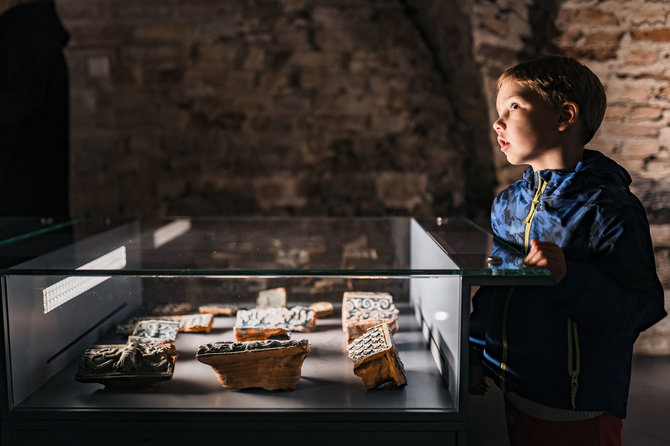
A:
[152,219,191,248]
[42,246,127,313]
[488,237,526,270]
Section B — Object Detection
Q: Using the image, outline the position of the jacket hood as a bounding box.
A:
[522,149,632,197]
[0,0,69,47]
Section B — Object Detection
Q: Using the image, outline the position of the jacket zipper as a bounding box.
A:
[568,319,580,408]
[499,173,548,391]
[523,173,548,251]
[516,173,581,408]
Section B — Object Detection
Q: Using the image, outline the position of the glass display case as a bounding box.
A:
[0,217,77,267]
[0,217,551,445]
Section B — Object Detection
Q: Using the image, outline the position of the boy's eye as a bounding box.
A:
[510,103,519,111]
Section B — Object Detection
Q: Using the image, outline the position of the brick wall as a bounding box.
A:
[58,0,473,219]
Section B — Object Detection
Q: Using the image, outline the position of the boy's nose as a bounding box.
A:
[492,118,504,133]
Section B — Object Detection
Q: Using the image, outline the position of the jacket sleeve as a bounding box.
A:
[548,200,666,335]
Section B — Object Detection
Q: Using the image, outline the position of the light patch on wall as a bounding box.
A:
[433,311,450,321]
[42,246,127,314]
[87,56,110,78]
[153,219,192,248]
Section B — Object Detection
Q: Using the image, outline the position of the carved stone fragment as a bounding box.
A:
[117,313,214,335]
[128,320,179,345]
[342,291,399,343]
[234,327,290,342]
[75,342,178,388]
[234,306,316,342]
[196,339,311,390]
[151,302,192,316]
[346,323,407,389]
[174,313,214,332]
[198,303,238,316]
[309,301,334,319]
[116,318,142,336]
[256,287,287,309]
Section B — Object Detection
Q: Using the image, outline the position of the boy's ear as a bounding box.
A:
[557,101,579,132]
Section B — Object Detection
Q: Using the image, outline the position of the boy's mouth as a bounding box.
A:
[498,137,510,151]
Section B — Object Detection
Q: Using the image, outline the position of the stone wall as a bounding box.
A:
[58,0,480,219]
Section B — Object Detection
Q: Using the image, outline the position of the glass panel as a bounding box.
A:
[0,217,78,267]
[0,217,551,279]
[0,217,127,268]
[9,275,455,413]
[0,217,73,244]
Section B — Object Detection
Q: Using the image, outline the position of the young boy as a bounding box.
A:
[469,55,666,446]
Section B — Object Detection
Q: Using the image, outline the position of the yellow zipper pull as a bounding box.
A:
[524,173,548,251]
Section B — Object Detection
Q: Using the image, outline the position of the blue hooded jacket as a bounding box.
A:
[470,149,666,419]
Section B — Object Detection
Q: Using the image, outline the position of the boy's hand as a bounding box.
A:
[524,239,566,284]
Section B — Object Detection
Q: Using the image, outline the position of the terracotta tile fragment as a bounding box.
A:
[346,323,407,390]
[196,339,311,390]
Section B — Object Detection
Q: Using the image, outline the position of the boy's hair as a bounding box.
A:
[497,55,606,144]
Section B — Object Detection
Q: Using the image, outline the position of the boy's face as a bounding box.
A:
[493,79,562,170]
